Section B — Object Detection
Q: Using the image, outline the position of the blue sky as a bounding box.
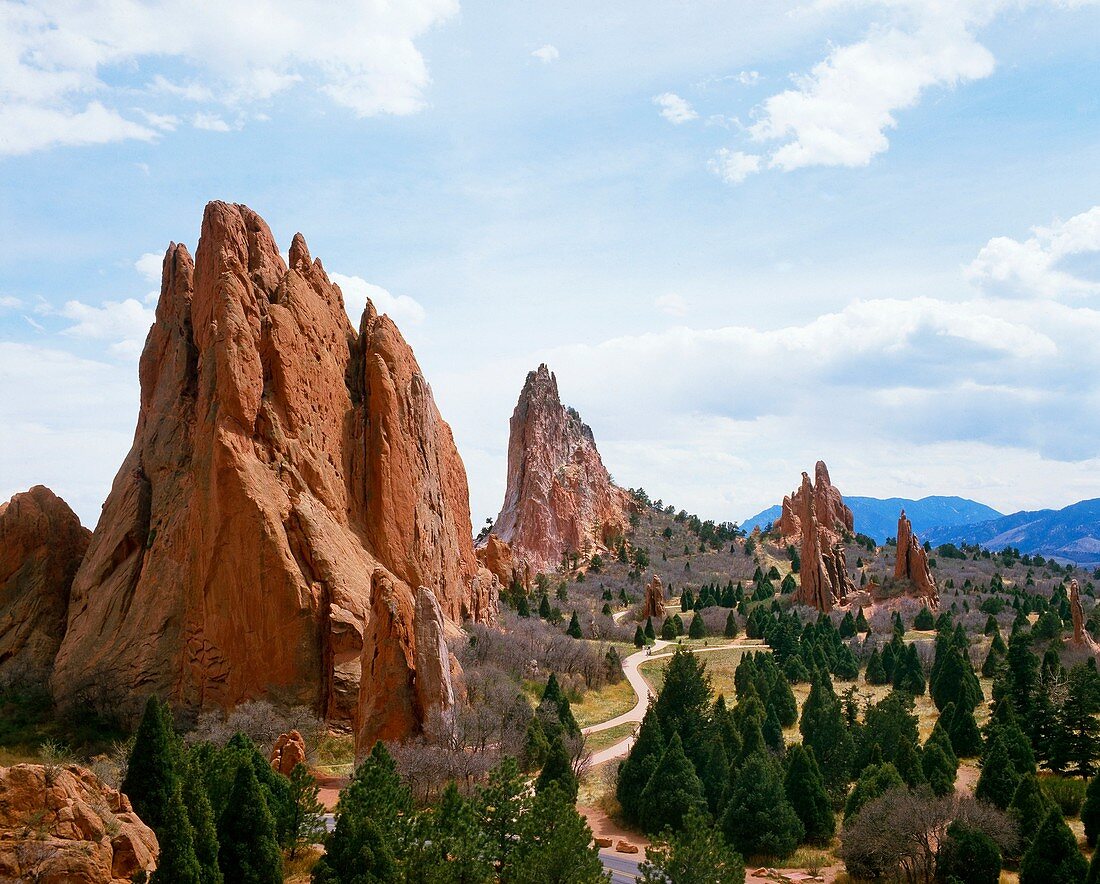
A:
[2,0,1100,529]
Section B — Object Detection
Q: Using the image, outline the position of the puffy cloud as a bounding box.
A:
[708,148,761,184]
[966,205,1100,299]
[531,44,559,63]
[329,272,426,326]
[0,0,458,155]
[192,112,232,132]
[653,92,698,124]
[749,1,997,170]
[58,298,156,358]
[134,252,163,285]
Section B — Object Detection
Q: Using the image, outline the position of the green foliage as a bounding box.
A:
[180,755,223,884]
[639,809,745,884]
[936,821,1001,884]
[1019,808,1089,884]
[414,782,494,884]
[865,648,888,685]
[123,697,179,834]
[476,757,527,869]
[1040,776,1087,818]
[283,763,325,859]
[150,780,202,884]
[1009,774,1054,853]
[721,751,804,859]
[536,734,578,801]
[566,611,583,638]
[1083,775,1100,847]
[844,762,904,819]
[217,760,283,884]
[502,783,606,884]
[688,612,706,639]
[921,741,957,797]
[784,745,834,846]
[914,607,935,630]
[638,733,706,835]
[617,706,665,826]
[521,715,550,772]
[634,625,647,647]
[724,610,739,639]
[653,647,711,761]
[800,671,854,792]
[975,734,1019,811]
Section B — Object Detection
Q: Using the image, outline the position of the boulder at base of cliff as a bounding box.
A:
[0,763,158,884]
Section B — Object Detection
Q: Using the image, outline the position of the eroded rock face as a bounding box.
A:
[776,460,854,546]
[642,574,665,620]
[1069,579,1099,652]
[51,202,495,745]
[270,730,307,776]
[0,486,89,685]
[894,511,939,610]
[793,472,854,613]
[0,763,157,884]
[484,364,633,576]
[476,533,527,591]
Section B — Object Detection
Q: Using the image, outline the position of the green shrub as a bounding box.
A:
[1040,776,1087,817]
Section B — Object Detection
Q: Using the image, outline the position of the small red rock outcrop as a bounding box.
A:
[776,460,854,546]
[642,574,665,620]
[894,511,939,610]
[270,730,307,776]
[0,763,157,883]
[50,202,497,746]
[792,472,854,613]
[483,364,633,576]
[476,533,528,591]
[1070,579,1099,653]
[0,486,90,685]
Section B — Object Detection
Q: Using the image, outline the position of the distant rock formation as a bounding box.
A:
[270,730,307,776]
[776,460,854,546]
[894,511,939,609]
[0,486,89,685]
[476,533,528,591]
[1070,579,1099,653]
[51,202,497,745]
[792,472,855,612]
[642,574,665,620]
[0,763,157,883]
[484,364,633,575]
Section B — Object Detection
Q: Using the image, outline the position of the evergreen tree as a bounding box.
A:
[661,617,678,640]
[688,613,706,639]
[541,673,581,737]
[800,670,853,792]
[503,783,606,884]
[223,734,293,848]
[653,647,711,761]
[844,762,904,819]
[150,780,202,884]
[1008,774,1053,854]
[645,617,656,641]
[936,822,1001,884]
[333,742,412,852]
[975,734,1019,810]
[476,757,528,870]
[894,736,925,789]
[855,607,869,633]
[218,760,283,884]
[893,643,926,695]
[914,607,935,630]
[638,733,706,834]
[283,763,325,860]
[539,594,552,619]
[784,745,834,845]
[639,808,745,884]
[921,741,957,796]
[839,611,857,638]
[1088,846,1100,884]
[566,611,583,639]
[422,783,494,884]
[634,625,647,648]
[865,648,888,685]
[1019,807,1089,884]
[180,755,223,884]
[1051,663,1100,776]
[721,752,804,859]
[983,698,1036,776]
[697,733,730,816]
[947,704,984,758]
[617,706,665,825]
[762,704,784,753]
[1083,775,1100,848]
[724,610,738,638]
[123,696,179,834]
[536,734,578,801]
[521,716,551,771]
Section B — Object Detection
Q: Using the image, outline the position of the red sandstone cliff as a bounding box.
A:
[0,486,89,684]
[894,510,939,609]
[776,460,853,545]
[484,364,632,575]
[50,202,496,746]
[791,472,854,612]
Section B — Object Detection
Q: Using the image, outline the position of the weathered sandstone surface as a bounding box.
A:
[894,510,939,609]
[642,574,665,620]
[791,471,855,612]
[776,460,854,546]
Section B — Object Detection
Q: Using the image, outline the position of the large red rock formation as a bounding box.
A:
[1069,579,1099,653]
[475,533,528,591]
[484,364,633,575]
[894,511,939,610]
[0,763,157,883]
[0,486,89,685]
[50,202,496,746]
[776,460,854,545]
[642,574,665,620]
[792,472,854,612]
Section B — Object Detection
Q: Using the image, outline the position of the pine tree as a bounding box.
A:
[865,648,888,685]
[1019,807,1089,884]
[634,625,646,647]
[536,734,578,801]
[539,594,552,619]
[521,716,551,771]
[921,741,956,796]
[697,733,730,816]
[936,822,1001,884]
[541,673,580,737]
[762,704,784,753]
[617,706,665,826]
[566,611,583,638]
[283,763,325,860]
[1088,846,1100,884]
[503,783,606,884]
[639,809,745,884]
[424,782,494,884]
[784,745,834,846]
[1009,773,1053,854]
[894,735,925,789]
[975,733,1019,810]
[654,647,711,760]
[724,610,738,638]
[150,779,202,884]
[180,755,222,884]
[638,733,706,834]
[800,670,853,792]
[218,760,283,884]
[476,757,528,869]
[1083,775,1100,847]
[855,607,869,633]
[721,751,804,859]
[645,617,656,640]
[661,617,678,640]
[947,704,983,758]
[914,607,934,630]
[123,696,179,834]
[689,612,706,639]
[334,742,412,850]
[844,762,904,819]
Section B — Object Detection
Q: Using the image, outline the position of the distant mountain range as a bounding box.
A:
[924,498,1100,567]
[742,496,1004,544]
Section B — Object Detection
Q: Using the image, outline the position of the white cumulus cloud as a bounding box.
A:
[59,298,156,358]
[653,92,698,124]
[708,149,761,184]
[330,272,426,326]
[532,44,560,63]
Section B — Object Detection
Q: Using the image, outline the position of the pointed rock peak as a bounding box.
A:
[894,510,938,609]
[288,232,311,271]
